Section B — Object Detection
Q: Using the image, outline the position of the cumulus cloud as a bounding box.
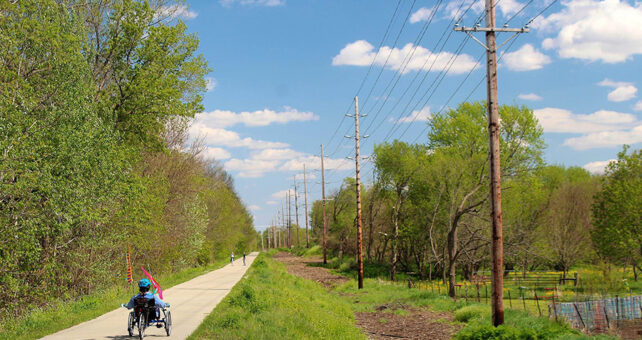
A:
[597,79,637,102]
[410,7,435,23]
[394,106,432,123]
[564,125,642,150]
[224,158,280,178]
[195,107,318,128]
[583,159,616,174]
[156,4,198,20]
[443,0,522,19]
[220,0,284,7]
[332,40,479,75]
[518,93,542,101]
[635,101,642,111]
[205,77,217,92]
[248,205,261,211]
[535,0,642,63]
[271,189,295,200]
[534,107,638,133]
[189,123,289,149]
[202,147,231,160]
[250,148,304,161]
[502,44,551,71]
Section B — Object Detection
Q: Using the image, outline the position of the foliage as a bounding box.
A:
[592,146,641,278]
[0,0,256,324]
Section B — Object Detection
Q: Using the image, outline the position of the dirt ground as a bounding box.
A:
[273,252,461,340]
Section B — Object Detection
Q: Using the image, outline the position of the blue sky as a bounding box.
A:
[169,0,642,231]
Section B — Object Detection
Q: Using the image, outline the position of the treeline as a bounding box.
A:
[0,0,256,317]
[310,102,641,297]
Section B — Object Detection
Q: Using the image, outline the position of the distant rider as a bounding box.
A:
[123,278,167,327]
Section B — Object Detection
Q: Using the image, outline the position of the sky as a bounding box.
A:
[167,0,642,231]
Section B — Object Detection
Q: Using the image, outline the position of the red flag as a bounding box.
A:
[126,245,133,284]
[140,266,163,299]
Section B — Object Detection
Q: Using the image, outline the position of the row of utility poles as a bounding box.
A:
[264,166,311,249]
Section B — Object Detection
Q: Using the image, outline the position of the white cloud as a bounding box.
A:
[266,200,277,205]
[635,101,642,111]
[583,159,616,174]
[498,0,525,16]
[536,0,642,63]
[534,107,638,133]
[250,148,304,161]
[518,93,542,101]
[502,44,551,71]
[157,4,198,20]
[220,0,284,7]
[195,107,318,128]
[224,158,280,178]
[410,7,435,24]
[189,123,289,149]
[248,205,261,211]
[394,106,432,123]
[597,79,637,102]
[332,40,479,75]
[271,189,295,200]
[205,77,217,92]
[444,0,484,19]
[202,147,231,160]
[563,125,642,150]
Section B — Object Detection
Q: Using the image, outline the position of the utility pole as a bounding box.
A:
[320,144,328,265]
[294,175,300,247]
[454,1,528,327]
[287,190,292,248]
[346,96,365,289]
[303,164,310,248]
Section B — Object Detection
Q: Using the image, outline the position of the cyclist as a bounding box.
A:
[123,278,167,327]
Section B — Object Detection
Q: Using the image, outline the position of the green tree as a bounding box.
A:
[592,146,641,280]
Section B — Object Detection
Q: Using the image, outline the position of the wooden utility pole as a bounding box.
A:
[320,144,328,265]
[303,164,310,248]
[454,1,528,326]
[294,175,300,246]
[287,190,292,248]
[347,96,365,289]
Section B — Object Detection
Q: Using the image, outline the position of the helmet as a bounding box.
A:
[138,278,151,291]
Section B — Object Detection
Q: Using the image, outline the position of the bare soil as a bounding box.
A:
[273,252,462,340]
[356,307,461,340]
[273,252,349,288]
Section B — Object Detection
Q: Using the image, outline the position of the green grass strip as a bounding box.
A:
[188,253,366,340]
[0,259,227,340]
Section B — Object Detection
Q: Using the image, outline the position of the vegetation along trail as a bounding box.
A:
[40,253,257,340]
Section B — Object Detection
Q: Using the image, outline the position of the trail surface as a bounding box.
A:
[41,252,258,340]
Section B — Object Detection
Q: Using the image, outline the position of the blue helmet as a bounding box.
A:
[138,278,151,289]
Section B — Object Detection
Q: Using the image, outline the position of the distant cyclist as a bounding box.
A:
[243,252,246,266]
[230,252,234,265]
[123,279,167,327]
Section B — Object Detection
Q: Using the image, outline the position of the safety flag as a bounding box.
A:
[126,245,133,284]
[140,266,163,299]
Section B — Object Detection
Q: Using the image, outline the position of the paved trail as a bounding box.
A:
[41,252,258,340]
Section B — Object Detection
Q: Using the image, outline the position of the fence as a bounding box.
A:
[550,295,642,333]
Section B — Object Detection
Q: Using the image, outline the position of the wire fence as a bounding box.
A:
[551,295,642,333]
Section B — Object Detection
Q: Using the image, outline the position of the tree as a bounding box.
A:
[374,141,428,280]
[592,146,641,280]
[427,102,544,297]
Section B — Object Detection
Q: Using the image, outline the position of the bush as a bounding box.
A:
[455,305,489,322]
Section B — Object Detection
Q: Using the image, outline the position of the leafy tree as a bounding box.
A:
[592,146,641,280]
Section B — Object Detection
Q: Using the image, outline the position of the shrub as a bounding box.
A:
[455,305,489,322]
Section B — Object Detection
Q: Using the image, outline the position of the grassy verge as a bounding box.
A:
[0,259,228,340]
[188,252,365,340]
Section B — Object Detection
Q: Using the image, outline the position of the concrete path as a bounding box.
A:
[41,252,258,340]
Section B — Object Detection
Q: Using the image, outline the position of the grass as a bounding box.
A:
[0,258,228,340]
[188,253,365,340]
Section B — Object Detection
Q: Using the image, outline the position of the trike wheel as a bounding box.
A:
[164,310,172,336]
[128,312,135,337]
[137,313,146,339]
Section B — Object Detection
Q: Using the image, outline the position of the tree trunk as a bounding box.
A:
[447,225,458,298]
